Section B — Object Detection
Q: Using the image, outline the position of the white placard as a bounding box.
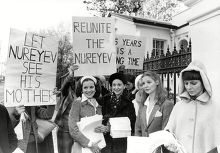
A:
[109,117,131,138]
[72,17,116,76]
[127,130,187,153]
[77,115,106,153]
[116,35,146,69]
[4,28,58,106]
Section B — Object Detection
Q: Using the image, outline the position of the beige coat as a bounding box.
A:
[165,60,220,153]
[68,97,102,153]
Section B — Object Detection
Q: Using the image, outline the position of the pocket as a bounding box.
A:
[155,111,162,117]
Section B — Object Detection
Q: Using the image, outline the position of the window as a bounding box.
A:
[153,39,165,56]
[179,39,188,51]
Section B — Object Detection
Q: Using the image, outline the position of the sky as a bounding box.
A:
[0,0,92,63]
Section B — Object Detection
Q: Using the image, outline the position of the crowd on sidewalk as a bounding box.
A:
[1,60,220,153]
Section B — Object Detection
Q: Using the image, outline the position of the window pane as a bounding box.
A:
[161,42,164,49]
[153,39,165,56]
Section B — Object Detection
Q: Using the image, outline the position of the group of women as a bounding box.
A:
[52,60,220,153]
[3,60,220,153]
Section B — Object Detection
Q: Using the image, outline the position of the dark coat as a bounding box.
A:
[0,104,18,153]
[55,75,75,153]
[99,92,136,153]
[101,86,110,97]
[55,75,75,130]
[8,106,54,153]
[55,89,75,153]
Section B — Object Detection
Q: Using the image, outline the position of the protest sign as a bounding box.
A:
[4,28,58,107]
[116,35,146,69]
[72,17,116,76]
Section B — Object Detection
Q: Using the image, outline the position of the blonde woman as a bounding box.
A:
[135,71,174,153]
[131,74,143,116]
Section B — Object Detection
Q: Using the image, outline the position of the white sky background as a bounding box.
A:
[0,0,92,62]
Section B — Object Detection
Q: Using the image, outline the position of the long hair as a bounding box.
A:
[140,71,167,106]
[75,77,101,99]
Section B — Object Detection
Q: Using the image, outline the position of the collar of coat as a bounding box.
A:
[180,91,210,103]
[76,94,99,108]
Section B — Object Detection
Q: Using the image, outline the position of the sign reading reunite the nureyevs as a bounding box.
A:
[116,35,146,69]
[72,17,116,76]
[4,29,58,107]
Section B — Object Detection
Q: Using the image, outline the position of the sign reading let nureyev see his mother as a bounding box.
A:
[72,17,116,76]
[4,29,58,107]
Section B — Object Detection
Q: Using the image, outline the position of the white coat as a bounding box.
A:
[165,60,220,153]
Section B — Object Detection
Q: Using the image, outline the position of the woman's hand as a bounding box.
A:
[52,87,61,96]
[95,125,109,133]
[14,105,25,115]
[68,65,79,76]
[71,125,79,134]
[90,140,101,153]
[135,89,144,103]
[164,143,179,153]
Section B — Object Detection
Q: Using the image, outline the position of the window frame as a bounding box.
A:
[153,39,165,56]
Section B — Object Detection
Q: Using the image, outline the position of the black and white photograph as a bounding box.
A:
[0,0,220,153]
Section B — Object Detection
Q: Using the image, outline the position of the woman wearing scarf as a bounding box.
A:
[98,72,136,153]
[165,60,220,153]
[68,75,102,153]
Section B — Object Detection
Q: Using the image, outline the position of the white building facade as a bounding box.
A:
[112,0,220,101]
[173,0,220,102]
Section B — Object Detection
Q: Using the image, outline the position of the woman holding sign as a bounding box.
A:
[135,71,174,153]
[53,65,78,153]
[68,75,103,153]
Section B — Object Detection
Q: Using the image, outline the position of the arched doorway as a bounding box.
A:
[179,39,188,51]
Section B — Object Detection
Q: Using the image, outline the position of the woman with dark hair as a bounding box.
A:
[165,60,220,153]
[135,71,174,153]
[96,72,136,153]
[68,75,103,153]
[75,76,102,98]
[125,74,136,101]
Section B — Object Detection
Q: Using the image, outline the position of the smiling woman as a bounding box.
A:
[68,75,103,153]
[98,72,136,153]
